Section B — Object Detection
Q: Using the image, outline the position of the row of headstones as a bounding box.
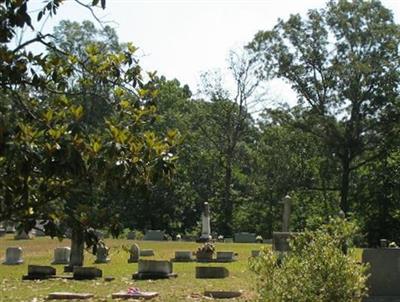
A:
[2,247,110,265]
[2,245,261,265]
[1,226,266,243]
[127,230,267,243]
[20,259,231,281]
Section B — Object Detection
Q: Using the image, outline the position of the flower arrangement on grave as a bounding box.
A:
[196,242,215,260]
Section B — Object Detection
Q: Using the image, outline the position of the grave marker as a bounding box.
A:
[3,247,23,265]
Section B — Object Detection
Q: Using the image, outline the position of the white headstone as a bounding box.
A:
[282,195,292,232]
[3,247,23,265]
[200,202,211,240]
[52,247,70,264]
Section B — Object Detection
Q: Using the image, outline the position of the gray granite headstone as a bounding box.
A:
[3,247,23,265]
[216,251,235,262]
[362,248,400,297]
[95,245,110,263]
[234,232,256,243]
[132,260,176,279]
[143,230,164,241]
[52,247,70,265]
[173,251,193,262]
[128,243,140,263]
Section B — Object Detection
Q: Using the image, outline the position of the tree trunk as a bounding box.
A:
[222,158,233,236]
[69,227,85,267]
[340,157,351,215]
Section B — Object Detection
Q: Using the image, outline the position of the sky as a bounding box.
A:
[24,0,400,105]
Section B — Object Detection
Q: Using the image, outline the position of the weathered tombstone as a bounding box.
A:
[362,248,400,298]
[126,231,136,240]
[52,247,71,265]
[14,230,33,240]
[198,202,212,242]
[140,249,155,257]
[273,195,294,252]
[132,260,177,279]
[5,222,16,233]
[95,245,110,263]
[73,267,102,280]
[143,230,164,241]
[3,247,23,265]
[195,266,229,279]
[173,251,193,262]
[233,232,256,243]
[22,265,56,280]
[128,243,140,263]
[216,251,236,262]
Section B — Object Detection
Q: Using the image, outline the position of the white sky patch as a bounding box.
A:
[21,0,400,108]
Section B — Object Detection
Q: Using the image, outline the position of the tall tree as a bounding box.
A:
[198,50,262,235]
[248,0,400,214]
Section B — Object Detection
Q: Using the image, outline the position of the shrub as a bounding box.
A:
[249,217,369,302]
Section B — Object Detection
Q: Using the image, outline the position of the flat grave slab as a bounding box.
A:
[204,291,242,299]
[112,291,159,300]
[47,292,94,300]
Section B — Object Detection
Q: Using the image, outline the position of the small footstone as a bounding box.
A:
[112,291,159,300]
[195,266,229,279]
[104,276,115,282]
[47,292,94,300]
[204,291,242,299]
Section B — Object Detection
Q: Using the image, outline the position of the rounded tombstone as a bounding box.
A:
[3,247,24,265]
[128,243,140,263]
[95,245,110,263]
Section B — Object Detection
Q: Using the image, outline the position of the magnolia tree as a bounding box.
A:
[0,39,178,266]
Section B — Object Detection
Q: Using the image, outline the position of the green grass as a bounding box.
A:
[0,234,264,301]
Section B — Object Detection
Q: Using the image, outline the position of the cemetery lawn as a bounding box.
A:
[1,235,263,301]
